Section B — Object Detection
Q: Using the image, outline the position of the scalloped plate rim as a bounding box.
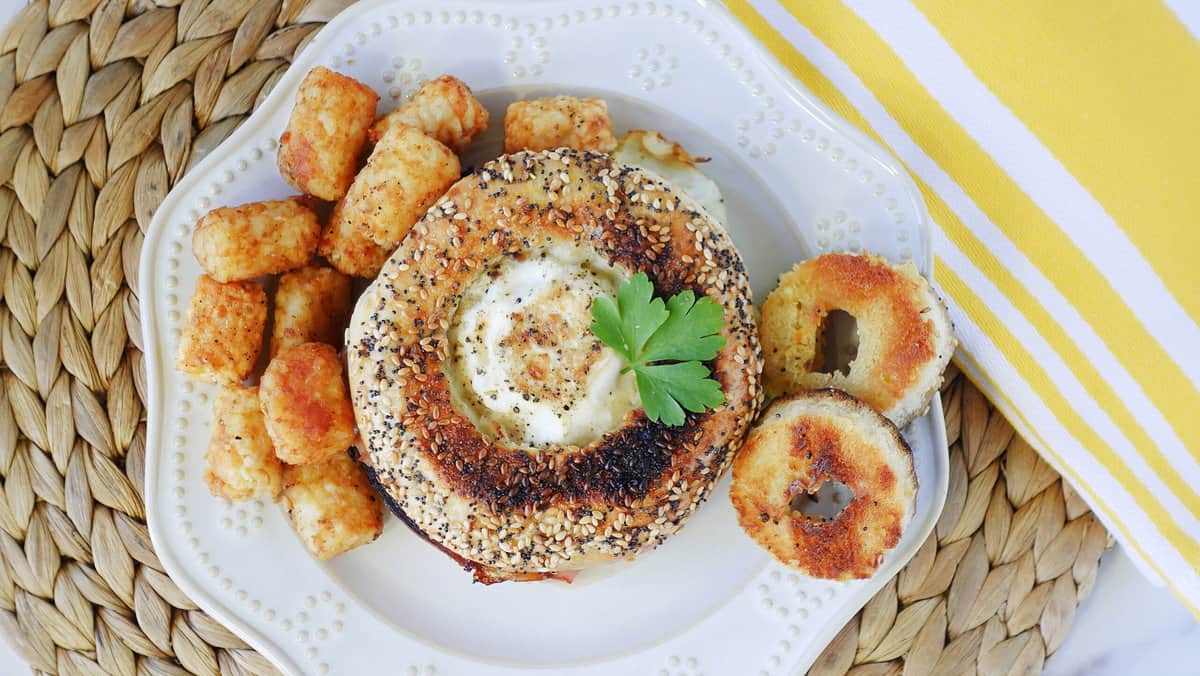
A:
[139,1,948,674]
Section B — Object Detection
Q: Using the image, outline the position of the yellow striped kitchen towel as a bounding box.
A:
[724,0,1200,615]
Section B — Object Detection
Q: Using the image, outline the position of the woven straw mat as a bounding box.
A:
[0,1,1110,674]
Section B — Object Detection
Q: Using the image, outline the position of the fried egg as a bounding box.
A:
[446,241,639,449]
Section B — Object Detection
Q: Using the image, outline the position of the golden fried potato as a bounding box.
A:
[192,197,321,282]
[503,96,618,154]
[269,265,352,359]
[277,66,379,201]
[259,342,355,465]
[318,197,393,278]
[339,123,460,248]
[176,275,266,384]
[204,384,283,500]
[282,452,383,560]
[369,75,489,152]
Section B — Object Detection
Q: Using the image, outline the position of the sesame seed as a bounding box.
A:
[351,147,757,576]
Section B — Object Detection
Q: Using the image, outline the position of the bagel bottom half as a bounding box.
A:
[731,389,917,579]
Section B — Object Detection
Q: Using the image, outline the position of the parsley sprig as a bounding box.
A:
[590,273,726,426]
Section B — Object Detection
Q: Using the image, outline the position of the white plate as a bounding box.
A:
[140,1,948,674]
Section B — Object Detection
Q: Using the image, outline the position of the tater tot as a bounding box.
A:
[176,275,267,384]
[318,197,393,279]
[277,66,379,200]
[269,265,352,359]
[259,342,356,465]
[503,96,618,154]
[192,197,321,282]
[368,75,489,152]
[205,385,282,500]
[282,452,383,560]
[339,123,460,248]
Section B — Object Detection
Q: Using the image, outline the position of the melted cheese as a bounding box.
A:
[612,130,727,224]
[447,243,638,449]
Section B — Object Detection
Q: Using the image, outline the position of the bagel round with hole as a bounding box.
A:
[731,388,917,579]
[759,252,955,427]
[346,148,762,580]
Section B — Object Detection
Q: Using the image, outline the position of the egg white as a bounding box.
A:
[446,242,638,449]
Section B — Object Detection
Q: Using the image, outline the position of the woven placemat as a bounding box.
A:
[806,365,1111,676]
[0,2,1109,674]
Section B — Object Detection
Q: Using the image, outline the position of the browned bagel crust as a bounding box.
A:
[760,253,955,427]
[347,149,762,575]
[731,389,917,580]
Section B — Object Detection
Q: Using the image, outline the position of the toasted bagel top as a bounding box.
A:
[731,389,917,579]
[346,148,762,575]
[760,253,954,427]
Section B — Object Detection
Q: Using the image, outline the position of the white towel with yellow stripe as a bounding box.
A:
[724,0,1200,616]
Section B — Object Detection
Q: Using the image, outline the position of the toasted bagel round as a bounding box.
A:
[347,148,762,577]
[760,253,954,427]
[731,389,916,579]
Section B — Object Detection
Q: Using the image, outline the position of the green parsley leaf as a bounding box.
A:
[635,362,725,426]
[588,295,629,361]
[590,275,727,426]
[616,272,669,358]
[640,290,727,363]
[589,273,669,361]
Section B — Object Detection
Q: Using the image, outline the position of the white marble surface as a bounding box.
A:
[1042,545,1200,676]
[0,0,1195,674]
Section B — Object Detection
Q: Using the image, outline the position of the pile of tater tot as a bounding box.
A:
[176,65,621,560]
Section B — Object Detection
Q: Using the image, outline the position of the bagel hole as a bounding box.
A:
[790,480,855,521]
[817,309,858,376]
